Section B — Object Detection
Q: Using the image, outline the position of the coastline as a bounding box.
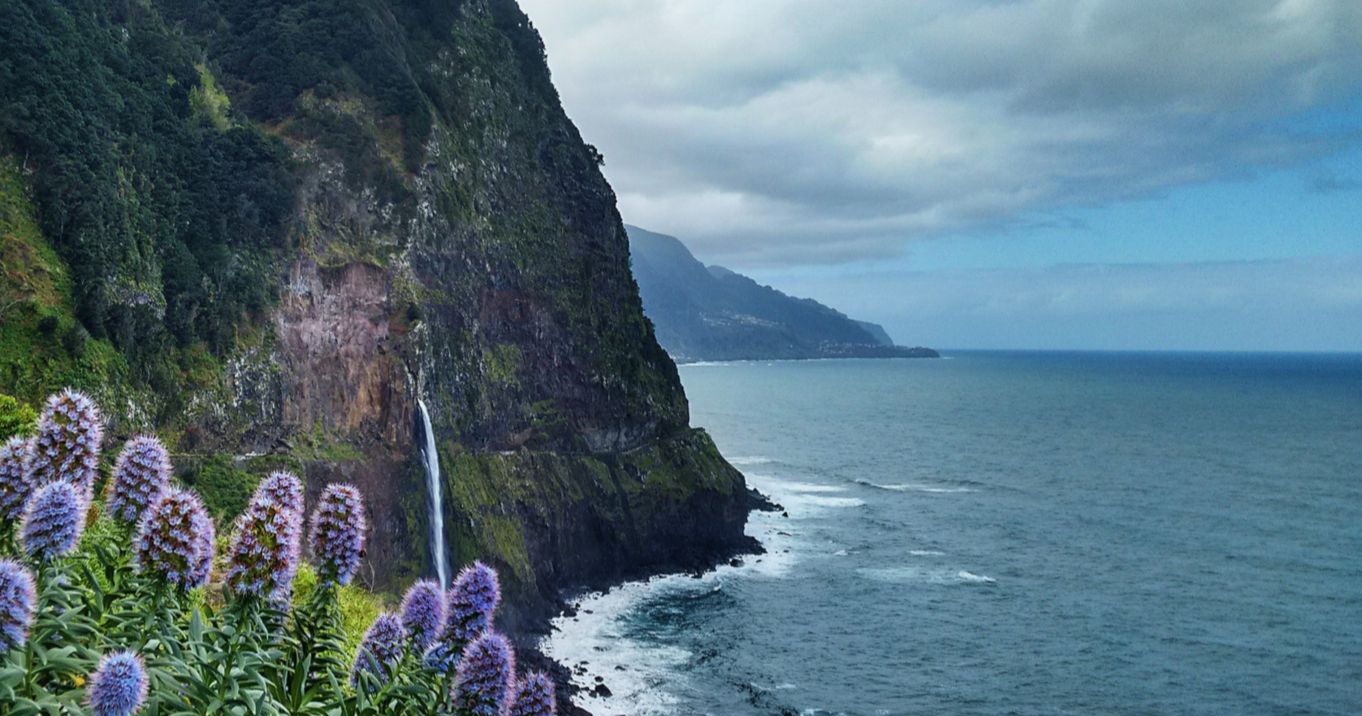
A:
[674,348,940,366]
[525,486,778,715]
[537,483,783,716]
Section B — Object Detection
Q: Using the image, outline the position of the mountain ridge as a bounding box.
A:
[627,225,937,362]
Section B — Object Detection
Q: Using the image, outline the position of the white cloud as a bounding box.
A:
[519,0,1362,266]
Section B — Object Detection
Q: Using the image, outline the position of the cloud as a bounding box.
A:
[748,254,1362,351]
[519,0,1362,266]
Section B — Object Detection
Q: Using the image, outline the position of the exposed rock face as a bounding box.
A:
[277,261,405,444]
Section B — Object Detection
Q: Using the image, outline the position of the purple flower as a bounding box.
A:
[447,561,501,643]
[0,436,34,522]
[87,650,148,716]
[453,632,516,716]
[0,559,36,654]
[423,636,461,674]
[28,389,102,497]
[225,472,305,602]
[510,671,557,716]
[20,480,87,560]
[351,611,405,689]
[257,471,304,518]
[425,561,501,672]
[308,483,366,586]
[400,579,446,651]
[134,488,216,591]
[108,436,172,527]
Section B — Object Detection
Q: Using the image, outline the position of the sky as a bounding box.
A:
[518,0,1362,351]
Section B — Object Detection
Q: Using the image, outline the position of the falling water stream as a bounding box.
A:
[417,399,450,589]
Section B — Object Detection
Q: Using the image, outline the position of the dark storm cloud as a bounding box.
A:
[520,0,1362,266]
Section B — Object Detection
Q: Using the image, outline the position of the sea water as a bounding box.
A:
[545,352,1362,715]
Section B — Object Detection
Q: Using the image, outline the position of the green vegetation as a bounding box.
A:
[292,564,385,655]
[291,422,365,463]
[0,394,35,441]
[0,0,294,384]
[179,454,260,522]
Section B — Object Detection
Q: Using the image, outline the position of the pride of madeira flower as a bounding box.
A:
[108,436,172,527]
[511,671,558,716]
[28,388,102,498]
[425,560,501,672]
[351,611,405,689]
[0,436,33,521]
[87,651,148,716]
[20,480,87,560]
[308,483,367,586]
[226,472,304,602]
[400,579,446,652]
[454,632,517,716]
[0,559,36,655]
[134,487,216,591]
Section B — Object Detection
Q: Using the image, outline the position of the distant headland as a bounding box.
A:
[627,226,938,362]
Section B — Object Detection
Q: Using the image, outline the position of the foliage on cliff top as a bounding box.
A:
[0,0,294,379]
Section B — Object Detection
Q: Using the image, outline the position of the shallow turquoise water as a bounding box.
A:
[548,352,1362,715]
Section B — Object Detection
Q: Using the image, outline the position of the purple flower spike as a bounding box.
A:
[453,631,516,716]
[225,472,305,603]
[87,650,148,716]
[0,437,34,522]
[400,579,446,652]
[0,559,37,654]
[134,488,216,591]
[28,389,102,497]
[20,480,87,561]
[351,611,405,689]
[447,561,501,643]
[108,436,172,527]
[510,671,557,716]
[308,483,367,586]
[425,561,501,672]
[257,471,304,518]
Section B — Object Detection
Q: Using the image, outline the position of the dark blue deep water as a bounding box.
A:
[546,352,1362,716]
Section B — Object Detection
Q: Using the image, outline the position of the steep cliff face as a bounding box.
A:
[0,0,754,642]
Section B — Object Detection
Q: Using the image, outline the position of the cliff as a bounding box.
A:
[0,0,756,670]
[628,226,939,361]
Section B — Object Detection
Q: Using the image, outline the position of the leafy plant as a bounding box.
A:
[0,391,560,715]
[0,395,36,442]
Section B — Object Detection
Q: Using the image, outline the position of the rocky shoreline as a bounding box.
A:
[524,486,779,715]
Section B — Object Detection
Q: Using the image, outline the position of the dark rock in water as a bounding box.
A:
[783,512,790,518]
[627,225,939,362]
[595,676,604,683]
[592,684,613,698]
[615,665,626,671]
[729,558,744,567]
[748,487,782,512]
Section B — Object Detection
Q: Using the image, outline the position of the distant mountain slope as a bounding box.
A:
[855,320,896,346]
[627,226,937,362]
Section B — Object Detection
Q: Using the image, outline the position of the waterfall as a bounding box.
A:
[417,399,450,589]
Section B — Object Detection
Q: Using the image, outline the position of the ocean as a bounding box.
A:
[544,352,1362,716]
